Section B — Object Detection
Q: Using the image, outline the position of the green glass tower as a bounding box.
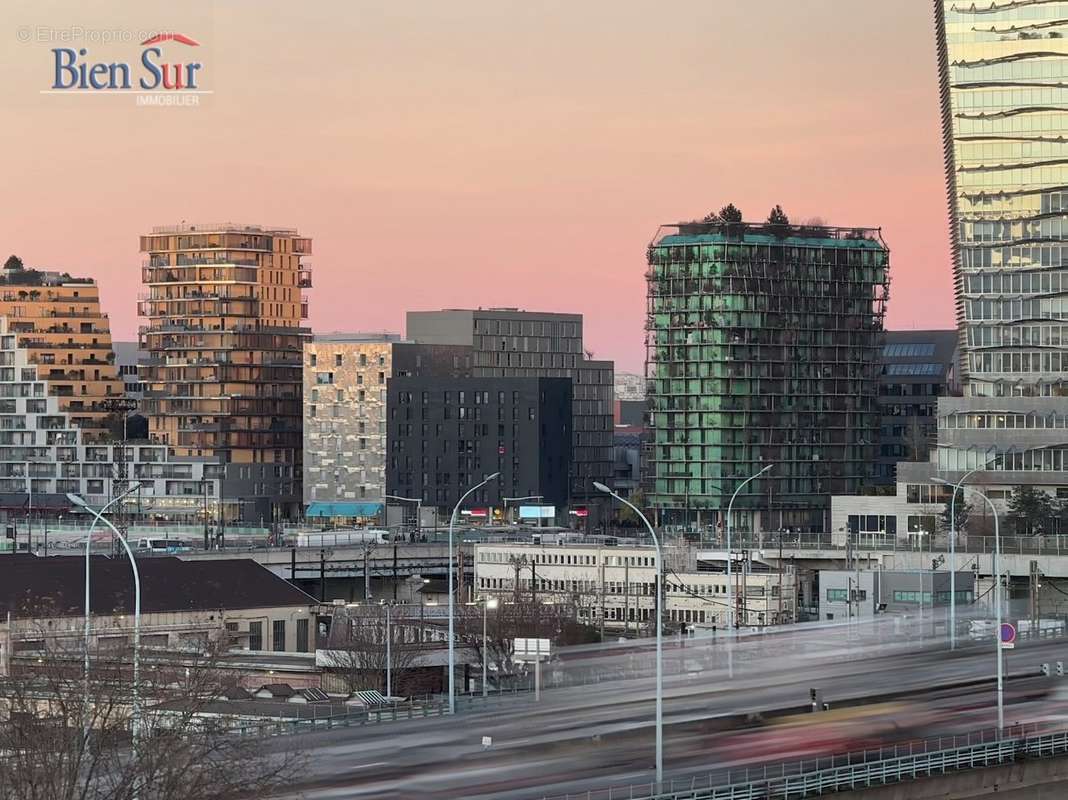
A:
[644,218,890,532]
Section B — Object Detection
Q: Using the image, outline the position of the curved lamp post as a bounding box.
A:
[934,478,1003,733]
[594,481,663,786]
[71,485,143,756]
[447,472,499,714]
[725,466,773,632]
[942,464,989,650]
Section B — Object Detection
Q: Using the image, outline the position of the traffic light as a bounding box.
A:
[1058,662,1064,677]
[1041,663,1051,676]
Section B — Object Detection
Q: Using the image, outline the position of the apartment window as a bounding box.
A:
[378,371,385,385]
[335,353,343,367]
[272,620,286,652]
[336,389,344,403]
[316,372,334,385]
[309,405,316,418]
[296,618,309,653]
[826,589,848,602]
[359,353,367,366]
[248,621,263,650]
[310,354,317,366]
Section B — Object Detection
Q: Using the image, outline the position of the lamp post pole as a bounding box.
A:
[80,485,142,698]
[944,465,984,650]
[594,481,663,786]
[384,602,392,698]
[725,465,773,678]
[70,487,144,772]
[448,473,500,714]
[935,478,1003,733]
[478,596,499,697]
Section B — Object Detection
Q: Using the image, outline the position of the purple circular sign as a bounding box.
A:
[1000,622,1016,644]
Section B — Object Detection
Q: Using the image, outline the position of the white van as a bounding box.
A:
[136,538,191,554]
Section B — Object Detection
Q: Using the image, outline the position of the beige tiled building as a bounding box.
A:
[302,334,472,519]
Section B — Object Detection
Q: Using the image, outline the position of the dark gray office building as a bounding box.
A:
[406,309,614,513]
[385,376,572,515]
[875,330,959,484]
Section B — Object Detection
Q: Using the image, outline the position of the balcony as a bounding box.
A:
[298,268,313,288]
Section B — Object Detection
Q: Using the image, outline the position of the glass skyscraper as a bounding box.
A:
[934,2,1068,482]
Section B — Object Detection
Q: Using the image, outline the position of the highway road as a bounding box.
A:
[274,621,1068,800]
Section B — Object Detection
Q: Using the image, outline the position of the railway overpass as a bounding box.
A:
[177,541,478,600]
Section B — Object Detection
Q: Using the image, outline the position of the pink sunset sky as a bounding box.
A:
[1,0,951,373]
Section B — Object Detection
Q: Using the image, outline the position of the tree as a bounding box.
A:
[1053,498,1068,536]
[616,489,648,527]
[940,495,971,535]
[905,416,932,462]
[0,615,302,800]
[718,203,743,223]
[319,605,419,695]
[4,254,23,271]
[456,595,592,690]
[766,205,790,226]
[1007,485,1055,536]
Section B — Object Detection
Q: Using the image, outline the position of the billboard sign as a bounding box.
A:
[519,505,555,519]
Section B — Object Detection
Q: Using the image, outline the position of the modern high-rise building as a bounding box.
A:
[644,218,890,532]
[874,330,959,485]
[0,260,123,439]
[933,3,1068,491]
[112,341,146,402]
[139,223,312,522]
[302,333,470,519]
[0,262,220,520]
[385,376,573,516]
[406,309,614,516]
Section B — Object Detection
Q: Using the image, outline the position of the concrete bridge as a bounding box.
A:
[178,541,478,601]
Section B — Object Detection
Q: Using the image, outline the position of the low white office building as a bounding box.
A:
[473,541,797,633]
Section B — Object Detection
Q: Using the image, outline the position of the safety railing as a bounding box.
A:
[725,533,1068,557]
[540,725,1068,800]
[229,686,539,738]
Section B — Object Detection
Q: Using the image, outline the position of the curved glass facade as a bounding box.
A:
[939,0,1068,397]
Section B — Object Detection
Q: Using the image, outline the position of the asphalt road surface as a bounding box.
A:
[273,621,1068,800]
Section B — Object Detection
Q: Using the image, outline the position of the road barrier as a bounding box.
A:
[541,725,1068,800]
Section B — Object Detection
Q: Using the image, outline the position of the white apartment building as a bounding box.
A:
[473,541,797,632]
[0,319,221,517]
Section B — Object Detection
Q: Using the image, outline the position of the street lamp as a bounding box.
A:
[594,481,663,787]
[941,464,990,650]
[502,495,543,525]
[468,596,499,697]
[380,601,393,699]
[70,485,144,758]
[933,478,1003,733]
[448,472,500,715]
[725,465,773,634]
